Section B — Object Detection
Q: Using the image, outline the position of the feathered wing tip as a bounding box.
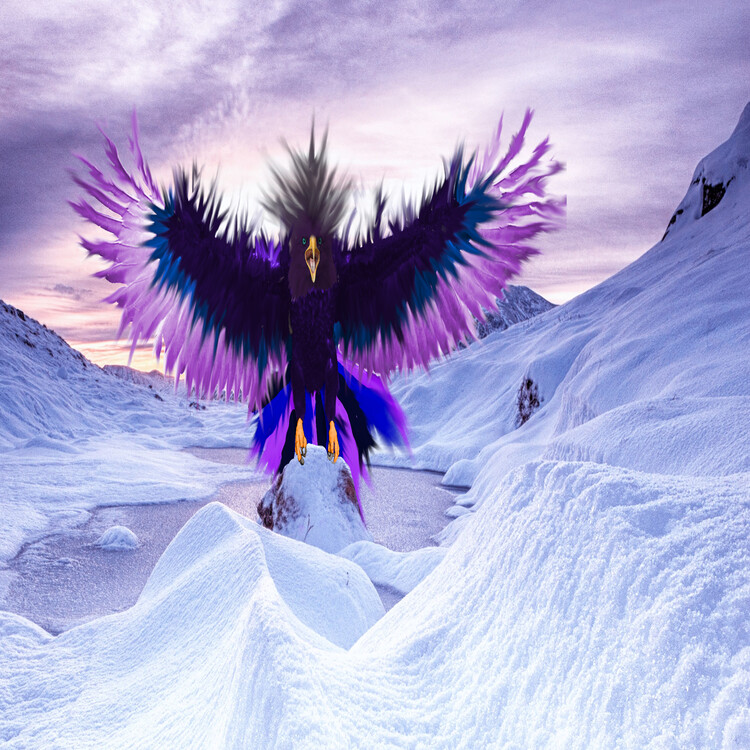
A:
[261,122,353,236]
[71,115,287,411]
[336,109,565,378]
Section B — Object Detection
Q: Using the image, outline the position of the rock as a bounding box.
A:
[95,525,139,550]
[258,445,373,554]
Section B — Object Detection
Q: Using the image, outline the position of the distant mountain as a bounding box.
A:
[473,285,555,338]
[102,364,179,399]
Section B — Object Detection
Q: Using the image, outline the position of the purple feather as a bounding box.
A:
[73,111,563,501]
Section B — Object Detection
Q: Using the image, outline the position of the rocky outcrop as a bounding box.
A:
[258,445,373,553]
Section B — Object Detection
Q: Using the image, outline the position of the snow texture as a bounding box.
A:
[94,525,139,550]
[257,445,373,553]
[338,541,447,595]
[1,104,750,747]
[0,300,254,564]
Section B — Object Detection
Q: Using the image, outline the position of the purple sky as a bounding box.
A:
[1,0,748,370]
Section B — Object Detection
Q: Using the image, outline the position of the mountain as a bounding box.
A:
[473,284,555,338]
[0,300,181,449]
[1,106,749,747]
[102,364,181,399]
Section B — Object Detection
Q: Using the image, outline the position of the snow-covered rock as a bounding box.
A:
[258,445,373,553]
[94,526,139,550]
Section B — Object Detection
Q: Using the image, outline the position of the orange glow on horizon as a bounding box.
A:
[71,339,166,374]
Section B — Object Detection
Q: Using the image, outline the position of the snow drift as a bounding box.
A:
[2,465,747,748]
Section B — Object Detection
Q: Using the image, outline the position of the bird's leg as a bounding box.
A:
[328,421,339,463]
[324,361,340,463]
[295,418,308,464]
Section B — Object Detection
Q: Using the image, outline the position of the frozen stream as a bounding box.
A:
[3,448,462,634]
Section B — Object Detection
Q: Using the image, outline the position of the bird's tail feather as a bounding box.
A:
[249,361,409,519]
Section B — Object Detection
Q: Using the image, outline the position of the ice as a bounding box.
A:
[1,461,453,634]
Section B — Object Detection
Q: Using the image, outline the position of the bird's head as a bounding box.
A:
[261,125,350,298]
[288,216,335,294]
[303,235,320,282]
[293,219,323,283]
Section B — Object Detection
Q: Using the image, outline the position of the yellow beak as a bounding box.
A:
[305,236,319,283]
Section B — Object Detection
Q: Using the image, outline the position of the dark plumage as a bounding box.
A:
[72,111,564,507]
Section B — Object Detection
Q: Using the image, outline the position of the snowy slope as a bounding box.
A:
[0,301,254,565]
[0,300,247,450]
[378,104,750,496]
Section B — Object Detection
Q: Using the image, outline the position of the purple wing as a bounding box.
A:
[336,110,565,376]
[70,114,290,409]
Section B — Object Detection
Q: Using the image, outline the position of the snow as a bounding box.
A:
[258,445,373,553]
[338,541,446,595]
[376,104,750,498]
[94,526,139,550]
[2,465,747,747]
[1,104,750,746]
[0,301,255,564]
[471,284,556,339]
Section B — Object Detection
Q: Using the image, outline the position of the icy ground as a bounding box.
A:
[1,104,750,747]
[3,454,455,634]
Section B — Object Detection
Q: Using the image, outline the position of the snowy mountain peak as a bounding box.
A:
[475,285,556,339]
[662,101,750,240]
[731,100,750,138]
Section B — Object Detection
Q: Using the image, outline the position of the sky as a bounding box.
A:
[1,0,748,371]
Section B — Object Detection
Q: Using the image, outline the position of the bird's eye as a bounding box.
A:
[318,237,323,247]
[302,237,307,246]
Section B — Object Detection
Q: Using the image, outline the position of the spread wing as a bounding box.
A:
[70,114,290,408]
[335,110,564,376]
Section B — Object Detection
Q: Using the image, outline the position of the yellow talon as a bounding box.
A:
[328,420,339,463]
[295,418,307,464]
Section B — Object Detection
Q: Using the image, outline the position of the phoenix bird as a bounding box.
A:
[72,112,564,517]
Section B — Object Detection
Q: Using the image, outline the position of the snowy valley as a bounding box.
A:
[0,104,749,748]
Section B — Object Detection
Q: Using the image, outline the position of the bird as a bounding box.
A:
[71,111,564,518]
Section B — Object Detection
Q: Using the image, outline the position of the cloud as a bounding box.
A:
[0,0,748,366]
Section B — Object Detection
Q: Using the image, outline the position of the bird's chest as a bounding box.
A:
[290,288,337,386]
